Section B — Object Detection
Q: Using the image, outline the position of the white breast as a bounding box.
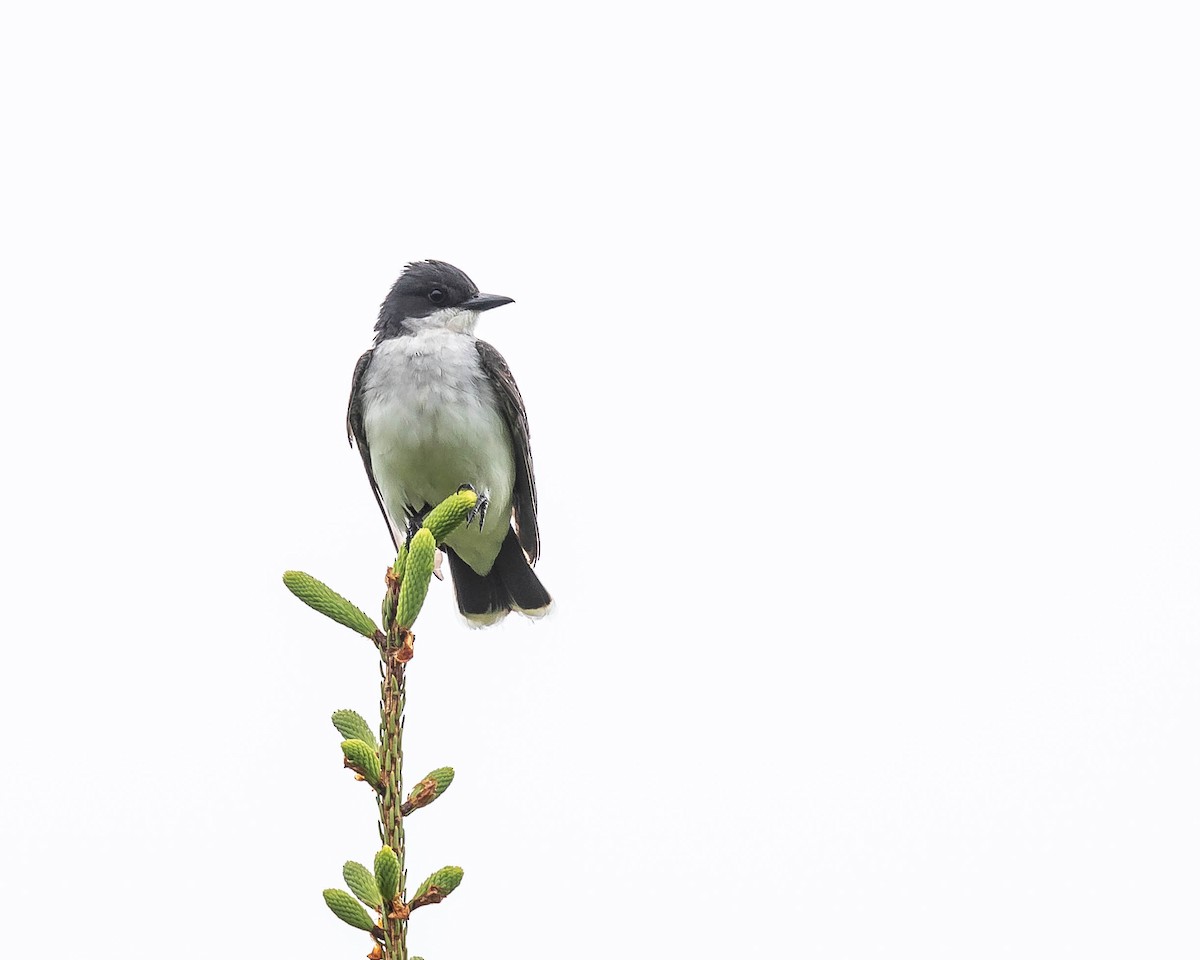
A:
[360,329,515,574]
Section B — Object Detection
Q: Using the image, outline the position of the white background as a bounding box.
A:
[2,1,1197,957]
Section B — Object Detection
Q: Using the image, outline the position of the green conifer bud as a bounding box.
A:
[382,546,407,628]
[397,528,436,629]
[374,846,400,902]
[283,571,379,639]
[402,766,455,814]
[331,710,377,749]
[343,861,383,909]
[411,865,464,905]
[322,888,376,931]
[422,488,479,543]
[340,739,380,788]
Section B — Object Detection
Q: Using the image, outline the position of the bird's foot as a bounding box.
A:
[459,483,489,531]
[469,494,490,531]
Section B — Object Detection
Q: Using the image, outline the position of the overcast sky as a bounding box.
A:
[2,2,1197,957]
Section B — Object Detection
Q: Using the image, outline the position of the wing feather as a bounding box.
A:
[475,339,540,563]
[347,349,400,550]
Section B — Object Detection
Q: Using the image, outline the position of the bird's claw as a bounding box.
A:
[470,495,489,531]
[462,486,489,531]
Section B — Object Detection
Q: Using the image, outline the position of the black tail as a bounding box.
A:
[445,528,552,626]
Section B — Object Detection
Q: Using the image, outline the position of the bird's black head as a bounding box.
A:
[374,260,513,341]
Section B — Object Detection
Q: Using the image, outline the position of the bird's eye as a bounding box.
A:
[428,289,445,304]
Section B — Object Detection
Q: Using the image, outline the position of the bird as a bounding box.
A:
[346,260,552,626]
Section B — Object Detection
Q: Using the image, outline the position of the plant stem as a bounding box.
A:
[379,645,408,959]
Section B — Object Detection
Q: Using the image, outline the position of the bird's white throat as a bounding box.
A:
[398,306,481,335]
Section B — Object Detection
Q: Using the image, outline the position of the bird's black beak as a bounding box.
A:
[463,293,515,312]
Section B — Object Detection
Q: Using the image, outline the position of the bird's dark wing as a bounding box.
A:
[476,339,540,563]
[347,349,400,550]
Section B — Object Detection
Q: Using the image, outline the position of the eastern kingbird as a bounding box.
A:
[347,260,552,626]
